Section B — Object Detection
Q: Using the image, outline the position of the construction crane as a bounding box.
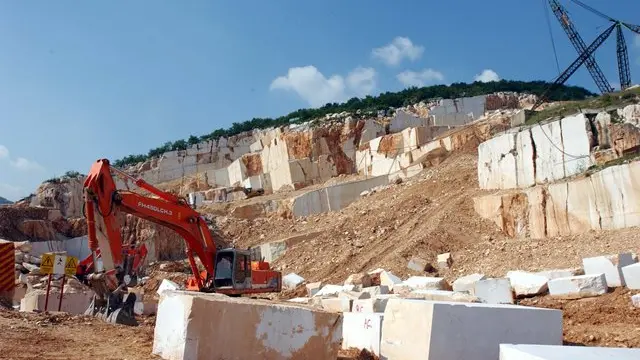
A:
[548,0,614,94]
[533,1,640,110]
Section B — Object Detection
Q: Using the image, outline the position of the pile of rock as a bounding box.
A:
[12,241,89,294]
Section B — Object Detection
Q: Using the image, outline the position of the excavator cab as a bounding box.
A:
[209,248,282,295]
[213,249,251,291]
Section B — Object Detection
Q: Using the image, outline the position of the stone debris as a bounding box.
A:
[452,273,486,294]
[407,256,431,272]
[632,294,640,308]
[583,253,636,287]
[548,274,608,299]
[506,271,549,297]
[305,281,322,297]
[437,252,452,269]
[499,344,640,360]
[380,299,562,360]
[620,263,640,290]
[474,278,514,304]
[344,272,372,288]
[282,273,305,289]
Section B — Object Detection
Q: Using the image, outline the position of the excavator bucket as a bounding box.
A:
[85,292,138,326]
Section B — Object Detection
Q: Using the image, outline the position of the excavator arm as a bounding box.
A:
[82,159,219,324]
[81,158,281,326]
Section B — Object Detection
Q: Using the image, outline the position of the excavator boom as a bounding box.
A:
[82,159,281,325]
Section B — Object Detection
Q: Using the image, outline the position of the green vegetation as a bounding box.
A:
[45,170,86,184]
[112,80,596,168]
[525,86,640,125]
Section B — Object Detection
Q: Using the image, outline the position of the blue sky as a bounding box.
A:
[1,1,639,201]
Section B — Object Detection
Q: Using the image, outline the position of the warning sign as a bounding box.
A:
[53,255,66,275]
[64,256,78,276]
[40,253,55,274]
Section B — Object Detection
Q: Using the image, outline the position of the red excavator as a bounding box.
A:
[82,159,282,326]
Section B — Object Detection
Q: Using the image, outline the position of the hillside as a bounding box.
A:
[113,80,595,168]
[0,196,11,205]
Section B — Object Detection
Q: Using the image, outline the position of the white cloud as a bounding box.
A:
[474,69,500,83]
[346,67,377,97]
[0,144,44,172]
[372,37,424,66]
[10,157,44,172]
[397,69,445,87]
[270,65,377,107]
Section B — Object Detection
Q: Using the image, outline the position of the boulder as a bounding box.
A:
[305,281,322,297]
[379,271,402,289]
[474,278,514,304]
[321,297,352,312]
[380,299,562,360]
[631,294,640,308]
[583,253,636,287]
[407,256,430,272]
[282,273,305,289]
[621,263,640,290]
[352,295,397,313]
[157,279,180,296]
[344,273,372,288]
[342,313,383,356]
[548,274,608,299]
[312,284,343,298]
[408,289,478,303]
[361,286,389,297]
[452,273,486,294]
[338,291,371,301]
[535,268,583,280]
[506,271,549,297]
[437,252,452,269]
[153,291,342,360]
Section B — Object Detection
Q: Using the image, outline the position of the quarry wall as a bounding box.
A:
[475,154,640,239]
[478,105,640,191]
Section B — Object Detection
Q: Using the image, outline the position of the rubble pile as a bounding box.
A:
[12,241,90,294]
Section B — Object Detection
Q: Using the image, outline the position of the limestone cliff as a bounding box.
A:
[30,176,84,218]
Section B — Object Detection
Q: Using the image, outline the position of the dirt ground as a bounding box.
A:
[0,310,158,360]
[0,309,373,360]
[521,288,640,348]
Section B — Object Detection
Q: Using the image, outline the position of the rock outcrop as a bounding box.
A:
[30,176,84,218]
[478,106,640,191]
[474,160,640,238]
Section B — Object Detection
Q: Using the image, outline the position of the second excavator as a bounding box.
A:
[82,159,282,325]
